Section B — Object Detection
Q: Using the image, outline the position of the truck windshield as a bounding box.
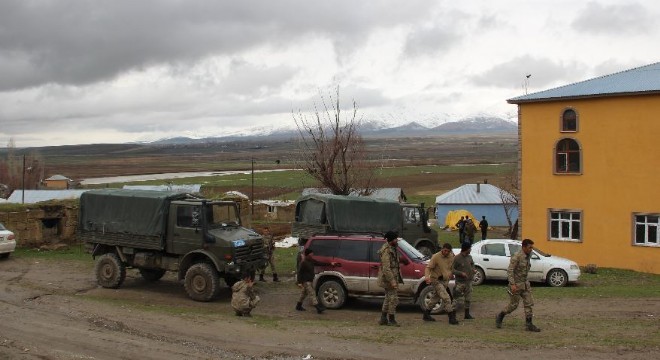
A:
[206,204,241,227]
[397,239,426,261]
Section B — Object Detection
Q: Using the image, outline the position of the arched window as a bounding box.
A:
[555,138,581,173]
[561,109,578,132]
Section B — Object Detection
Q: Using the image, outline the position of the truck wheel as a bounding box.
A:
[139,268,166,282]
[95,253,126,289]
[317,280,346,309]
[184,263,220,302]
[416,244,434,257]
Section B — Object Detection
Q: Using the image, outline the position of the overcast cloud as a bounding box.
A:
[1,0,660,147]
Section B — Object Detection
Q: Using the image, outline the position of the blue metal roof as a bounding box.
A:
[435,184,514,205]
[508,62,660,103]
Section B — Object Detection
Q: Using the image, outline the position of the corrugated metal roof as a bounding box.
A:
[508,62,660,103]
[123,184,202,193]
[301,188,405,202]
[7,190,89,204]
[435,184,514,204]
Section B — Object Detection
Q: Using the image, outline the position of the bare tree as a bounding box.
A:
[498,172,520,239]
[0,138,45,192]
[293,87,376,195]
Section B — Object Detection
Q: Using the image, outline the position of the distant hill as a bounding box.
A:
[150,117,517,144]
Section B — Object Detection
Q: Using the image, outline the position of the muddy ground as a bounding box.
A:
[1,256,658,360]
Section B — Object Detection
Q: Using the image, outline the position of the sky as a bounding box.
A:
[1,0,660,147]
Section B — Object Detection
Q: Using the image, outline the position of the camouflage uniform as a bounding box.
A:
[464,219,477,244]
[452,252,475,310]
[259,233,277,276]
[424,250,455,313]
[378,242,403,315]
[502,250,534,317]
[231,280,261,316]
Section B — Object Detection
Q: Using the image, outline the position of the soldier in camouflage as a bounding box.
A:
[496,239,541,332]
[422,243,459,324]
[378,231,404,326]
[258,227,279,282]
[452,242,475,319]
[231,272,261,317]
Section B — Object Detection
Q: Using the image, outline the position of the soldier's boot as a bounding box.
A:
[464,308,474,320]
[243,311,252,318]
[272,273,280,282]
[448,311,459,325]
[314,303,325,314]
[388,314,400,327]
[295,302,306,311]
[525,316,541,332]
[378,312,388,326]
[495,311,506,329]
[422,309,436,322]
[259,273,266,282]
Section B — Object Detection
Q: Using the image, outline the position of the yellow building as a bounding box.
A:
[508,63,659,274]
[43,175,71,189]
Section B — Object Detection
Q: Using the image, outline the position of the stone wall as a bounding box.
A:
[0,205,79,248]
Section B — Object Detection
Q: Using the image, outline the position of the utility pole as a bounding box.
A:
[251,158,255,215]
[21,155,25,204]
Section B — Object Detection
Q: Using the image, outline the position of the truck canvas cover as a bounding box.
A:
[295,194,403,233]
[79,189,189,237]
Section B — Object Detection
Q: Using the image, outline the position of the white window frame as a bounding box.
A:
[549,209,582,242]
[633,213,660,247]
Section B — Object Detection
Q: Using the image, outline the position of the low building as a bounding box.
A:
[435,183,517,227]
[43,175,72,189]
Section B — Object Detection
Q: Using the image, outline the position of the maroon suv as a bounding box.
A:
[304,234,451,312]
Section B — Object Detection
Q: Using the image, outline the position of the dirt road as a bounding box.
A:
[1,256,658,360]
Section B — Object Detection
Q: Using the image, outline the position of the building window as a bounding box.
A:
[561,109,578,132]
[267,205,276,213]
[555,138,581,174]
[634,214,659,246]
[549,210,581,242]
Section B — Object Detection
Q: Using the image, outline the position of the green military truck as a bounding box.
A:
[291,194,439,256]
[79,189,265,302]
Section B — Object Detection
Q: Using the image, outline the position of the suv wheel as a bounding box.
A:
[317,280,346,309]
[418,286,443,314]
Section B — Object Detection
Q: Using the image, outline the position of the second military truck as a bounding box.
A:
[291,194,439,255]
[79,189,265,301]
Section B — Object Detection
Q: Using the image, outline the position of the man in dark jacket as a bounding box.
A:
[296,248,337,313]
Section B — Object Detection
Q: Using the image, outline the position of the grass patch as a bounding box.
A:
[14,246,92,263]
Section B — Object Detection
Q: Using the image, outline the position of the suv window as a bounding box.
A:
[369,240,386,262]
[308,239,338,257]
[337,240,370,262]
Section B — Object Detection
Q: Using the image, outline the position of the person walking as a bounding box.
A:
[422,243,459,324]
[479,216,489,240]
[378,231,404,326]
[455,216,466,243]
[495,239,541,332]
[464,216,477,245]
[452,242,475,319]
[296,248,337,313]
[258,227,279,282]
[231,272,261,317]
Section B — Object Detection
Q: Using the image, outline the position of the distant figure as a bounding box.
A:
[479,216,489,240]
[258,227,279,282]
[464,216,477,245]
[231,272,260,317]
[456,216,466,243]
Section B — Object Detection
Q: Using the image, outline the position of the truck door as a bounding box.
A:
[168,204,204,254]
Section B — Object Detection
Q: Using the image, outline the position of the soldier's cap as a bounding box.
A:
[384,231,398,242]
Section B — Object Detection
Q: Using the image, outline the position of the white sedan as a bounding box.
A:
[458,239,581,287]
[0,222,17,259]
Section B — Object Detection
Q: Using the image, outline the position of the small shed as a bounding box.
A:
[43,175,72,189]
[435,183,518,227]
